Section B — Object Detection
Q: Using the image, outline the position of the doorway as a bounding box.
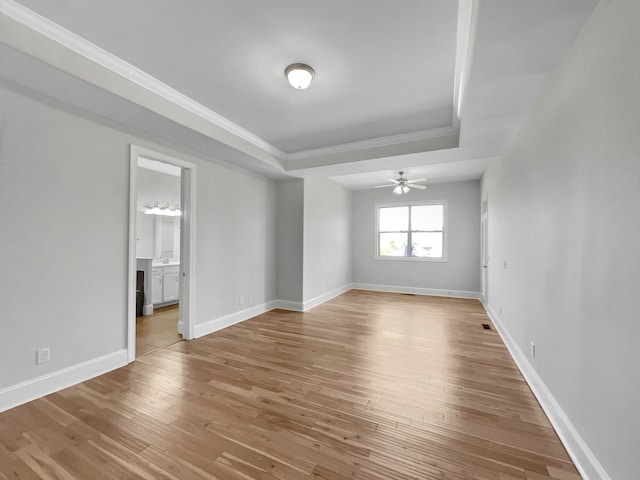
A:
[127,145,196,362]
[136,304,181,356]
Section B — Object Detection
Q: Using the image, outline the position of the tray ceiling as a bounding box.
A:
[1,0,600,188]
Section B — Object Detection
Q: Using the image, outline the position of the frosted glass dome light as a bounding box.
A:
[285,63,315,89]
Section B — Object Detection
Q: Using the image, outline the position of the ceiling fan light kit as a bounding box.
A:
[375,171,427,195]
[285,63,315,89]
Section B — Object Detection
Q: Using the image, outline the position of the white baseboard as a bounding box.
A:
[352,283,481,300]
[194,300,278,338]
[0,349,128,414]
[301,284,353,311]
[195,285,354,336]
[272,299,304,311]
[482,302,611,480]
[143,303,153,315]
[272,284,353,312]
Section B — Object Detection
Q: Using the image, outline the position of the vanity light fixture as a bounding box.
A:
[285,63,315,89]
[144,201,181,216]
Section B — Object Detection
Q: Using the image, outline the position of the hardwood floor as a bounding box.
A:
[136,304,182,357]
[0,291,580,479]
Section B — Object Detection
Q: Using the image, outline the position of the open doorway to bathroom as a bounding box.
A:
[136,158,182,355]
[128,145,196,362]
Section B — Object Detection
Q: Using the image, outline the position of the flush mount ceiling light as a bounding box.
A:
[285,63,315,89]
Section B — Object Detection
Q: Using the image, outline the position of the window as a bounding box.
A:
[377,203,446,260]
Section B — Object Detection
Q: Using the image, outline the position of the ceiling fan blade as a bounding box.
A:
[407,178,426,184]
[407,184,427,190]
[387,179,400,184]
[373,184,393,189]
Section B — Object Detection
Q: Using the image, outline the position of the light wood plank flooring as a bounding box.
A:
[136,304,182,357]
[0,291,580,479]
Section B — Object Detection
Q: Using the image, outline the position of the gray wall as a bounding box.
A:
[194,160,277,317]
[276,179,304,303]
[0,82,128,389]
[352,180,481,293]
[0,79,277,390]
[303,178,352,302]
[481,0,640,478]
[136,167,180,212]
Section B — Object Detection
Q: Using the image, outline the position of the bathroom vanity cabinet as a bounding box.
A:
[152,264,180,306]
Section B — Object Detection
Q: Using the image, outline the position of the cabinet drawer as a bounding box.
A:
[163,265,180,275]
[151,268,163,275]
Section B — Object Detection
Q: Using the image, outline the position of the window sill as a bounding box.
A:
[375,255,448,263]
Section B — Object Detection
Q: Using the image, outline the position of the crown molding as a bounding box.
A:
[452,0,477,127]
[0,0,285,160]
[285,126,459,163]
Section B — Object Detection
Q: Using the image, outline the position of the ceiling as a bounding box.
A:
[0,0,600,189]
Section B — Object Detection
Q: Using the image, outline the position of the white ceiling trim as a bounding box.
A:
[453,0,476,124]
[0,0,285,159]
[285,133,460,174]
[285,126,459,162]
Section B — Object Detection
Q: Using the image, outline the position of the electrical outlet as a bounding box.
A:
[239,296,246,306]
[530,341,536,358]
[247,295,252,305]
[36,347,50,365]
[499,306,502,315]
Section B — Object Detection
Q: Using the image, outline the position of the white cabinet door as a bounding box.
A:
[151,274,163,304]
[163,271,180,302]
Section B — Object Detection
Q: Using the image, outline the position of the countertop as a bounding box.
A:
[152,262,180,267]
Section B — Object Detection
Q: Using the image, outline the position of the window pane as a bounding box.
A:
[411,205,443,231]
[411,232,443,257]
[379,207,408,232]
[379,232,408,256]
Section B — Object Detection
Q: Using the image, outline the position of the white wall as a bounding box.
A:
[352,180,480,295]
[302,178,352,304]
[481,1,640,478]
[0,79,278,401]
[276,179,304,304]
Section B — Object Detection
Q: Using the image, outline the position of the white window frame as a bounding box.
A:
[375,200,448,262]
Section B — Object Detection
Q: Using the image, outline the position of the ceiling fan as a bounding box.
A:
[374,171,427,194]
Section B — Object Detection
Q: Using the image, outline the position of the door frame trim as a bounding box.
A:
[127,145,197,362]
[481,193,489,303]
